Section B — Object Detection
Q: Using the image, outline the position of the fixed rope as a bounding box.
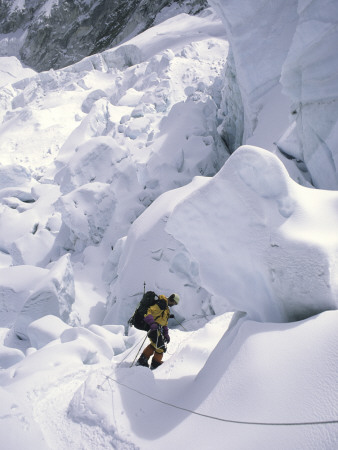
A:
[103,375,338,427]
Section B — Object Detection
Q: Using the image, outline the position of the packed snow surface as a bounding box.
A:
[0,5,338,450]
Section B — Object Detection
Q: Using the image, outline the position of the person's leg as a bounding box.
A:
[150,351,163,370]
[136,344,155,367]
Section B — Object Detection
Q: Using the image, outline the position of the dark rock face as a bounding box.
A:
[0,0,208,71]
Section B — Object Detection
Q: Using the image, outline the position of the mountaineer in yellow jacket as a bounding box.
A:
[136,293,180,370]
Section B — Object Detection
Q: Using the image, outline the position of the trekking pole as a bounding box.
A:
[116,334,147,368]
[130,334,147,368]
[144,281,146,295]
[172,316,188,331]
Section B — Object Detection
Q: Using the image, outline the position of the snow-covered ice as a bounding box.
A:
[0,4,338,450]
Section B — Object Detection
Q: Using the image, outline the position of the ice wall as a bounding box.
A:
[210,0,338,189]
[279,0,338,189]
[209,0,297,150]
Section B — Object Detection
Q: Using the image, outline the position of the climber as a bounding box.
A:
[136,293,180,370]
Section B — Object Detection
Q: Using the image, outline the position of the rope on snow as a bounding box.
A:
[102,375,338,427]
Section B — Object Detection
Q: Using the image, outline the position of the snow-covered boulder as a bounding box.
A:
[14,254,75,339]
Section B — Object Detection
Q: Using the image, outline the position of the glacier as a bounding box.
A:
[0,3,337,449]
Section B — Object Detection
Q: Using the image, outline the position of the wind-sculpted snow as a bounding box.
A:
[166,146,338,322]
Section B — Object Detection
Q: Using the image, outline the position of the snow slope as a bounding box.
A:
[0,5,338,450]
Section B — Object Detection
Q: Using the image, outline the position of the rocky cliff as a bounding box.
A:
[0,0,207,71]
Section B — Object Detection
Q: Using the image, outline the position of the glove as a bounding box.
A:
[163,326,170,343]
[144,314,158,331]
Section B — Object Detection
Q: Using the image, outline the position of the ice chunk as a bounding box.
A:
[0,265,48,326]
[26,315,71,349]
[56,182,116,251]
[125,117,150,139]
[81,89,108,113]
[14,254,75,339]
[55,136,127,194]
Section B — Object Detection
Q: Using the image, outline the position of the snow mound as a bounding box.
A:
[0,345,24,369]
[0,164,31,188]
[60,327,114,360]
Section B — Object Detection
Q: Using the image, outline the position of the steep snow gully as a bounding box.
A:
[1,2,338,450]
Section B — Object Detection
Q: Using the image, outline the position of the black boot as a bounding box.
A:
[150,359,163,370]
[136,354,149,368]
